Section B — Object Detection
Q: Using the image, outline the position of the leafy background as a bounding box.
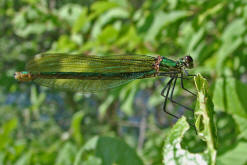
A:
[1,0,247,164]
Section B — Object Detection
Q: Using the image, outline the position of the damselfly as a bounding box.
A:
[15,53,195,118]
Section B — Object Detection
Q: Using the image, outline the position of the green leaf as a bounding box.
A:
[91,8,129,38]
[120,85,137,115]
[14,152,31,165]
[145,10,189,41]
[71,111,84,145]
[163,74,218,165]
[213,78,247,118]
[15,23,47,37]
[212,78,225,111]
[54,35,78,51]
[222,19,245,42]
[0,118,18,150]
[217,18,245,71]
[233,115,247,140]
[228,78,247,117]
[95,136,143,165]
[217,38,242,72]
[82,156,101,165]
[0,152,5,165]
[72,8,89,34]
[99,95,115,118]
[58,4,83,26]
[188,28,205,52]
[198,2,225,24]
[30,86,46,111]
[215,112,238,155]
[163,117,208,165]
[116,26,141,50]
[119,81,139,115]
[74,136,99,165]
[194,74,217,164]
[217,141,247,165]
[91,1,118,17]
[97,25,119,44]
[55,142,77,165]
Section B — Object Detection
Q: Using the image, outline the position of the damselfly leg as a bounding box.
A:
[161,75,197,132]
[181,73,196,96]
[161,77,179,119]
[161,75,195,118]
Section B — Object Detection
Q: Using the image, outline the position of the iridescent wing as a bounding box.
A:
[26,53,156,92]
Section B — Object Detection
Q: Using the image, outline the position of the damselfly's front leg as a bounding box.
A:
[181,73,196,96]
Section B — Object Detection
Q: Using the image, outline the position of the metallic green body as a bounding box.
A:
[160,57,177,67]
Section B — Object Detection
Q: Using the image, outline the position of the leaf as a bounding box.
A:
[14,152,31,165]
[217,141,247,165]
[120,85,137,115]
[55,142,77,165]
[188,28,205,51]
[54,35,78,51]
[30,86,46,111]
[0,118,18,150]
[163,74,218,165]
[194,74,217,164]
[71,111,84,145]
[163,117,208,165]
[222,19,245,42]
[233,115,247,140]
[215,112,238,155]
[198,2,225,24]
[91,1,118,17]
[0,152,5,165]
[97,25,119,44]
[213,77,247,118]
[72,8,89,34]
[145,10,189,41]
[116,26,140,50]
[58,4,83,26]
[119,80,140,115]
[74,136,99,165]
[99,95,115,118]
[226,78,247,117]
[216,18,245,70]
[95,136,143,165]
[91,8,129,38]
[82,156,101,165]
[212,78,225,111]
[15,23,47,37]
[22,0,40,5]
[217,38,242,72]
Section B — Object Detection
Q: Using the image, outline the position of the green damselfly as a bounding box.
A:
[15,53,195,118]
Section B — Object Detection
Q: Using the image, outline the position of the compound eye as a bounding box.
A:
[184,56,193,68]
[185,56,193,63]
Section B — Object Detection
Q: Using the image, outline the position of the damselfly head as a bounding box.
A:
[181,56,193,69]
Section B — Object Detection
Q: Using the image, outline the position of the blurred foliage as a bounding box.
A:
[1,0,247,164]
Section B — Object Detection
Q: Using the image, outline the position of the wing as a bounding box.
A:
[34,78,139,93]
[26,53,156,73]
[27,53,156,92]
